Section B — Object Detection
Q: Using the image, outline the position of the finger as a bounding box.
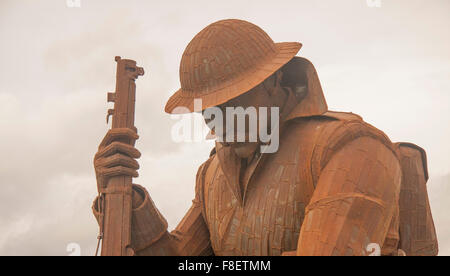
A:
[100,128,139,148]
[98,166,139,179]
[95,141,141,160]
[95,153,140,170]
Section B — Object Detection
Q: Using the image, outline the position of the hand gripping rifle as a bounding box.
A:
[98,56,144,256]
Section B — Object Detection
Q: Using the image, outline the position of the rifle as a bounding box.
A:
[99,56,144,256]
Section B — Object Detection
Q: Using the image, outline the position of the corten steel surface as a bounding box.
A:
[93,19,437,256]
[95,57,144,256]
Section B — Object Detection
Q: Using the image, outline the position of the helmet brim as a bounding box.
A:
[165,42,302,114]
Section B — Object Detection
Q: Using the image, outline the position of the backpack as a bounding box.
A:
[394,142,438,255]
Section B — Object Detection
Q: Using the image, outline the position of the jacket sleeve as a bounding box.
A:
[92,160,213,256]
[296,136,402,256]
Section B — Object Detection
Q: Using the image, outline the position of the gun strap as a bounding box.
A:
[95,193,105,256]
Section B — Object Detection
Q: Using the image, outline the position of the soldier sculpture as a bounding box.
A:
[92,19,438,256]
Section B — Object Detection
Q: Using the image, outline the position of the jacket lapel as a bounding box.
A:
[215,141,243,206]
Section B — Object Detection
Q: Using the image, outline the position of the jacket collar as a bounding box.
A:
[282,56,328,121]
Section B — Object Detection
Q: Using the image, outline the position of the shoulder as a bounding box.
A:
[319,110,394,154]
[286,110,398,185]
[286,110,393,150]
[285,110,364,134]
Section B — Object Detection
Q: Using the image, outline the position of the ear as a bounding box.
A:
[274,70,283,86]
[267,70,284,97]
[266,70,283,97]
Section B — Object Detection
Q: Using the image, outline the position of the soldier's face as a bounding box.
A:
[203,74,282,144]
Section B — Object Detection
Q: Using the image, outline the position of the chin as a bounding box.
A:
[233,142,259,158]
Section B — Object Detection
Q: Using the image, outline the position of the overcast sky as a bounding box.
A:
[0,0,449,255]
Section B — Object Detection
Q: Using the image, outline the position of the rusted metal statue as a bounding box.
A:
[93,19,438,256]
